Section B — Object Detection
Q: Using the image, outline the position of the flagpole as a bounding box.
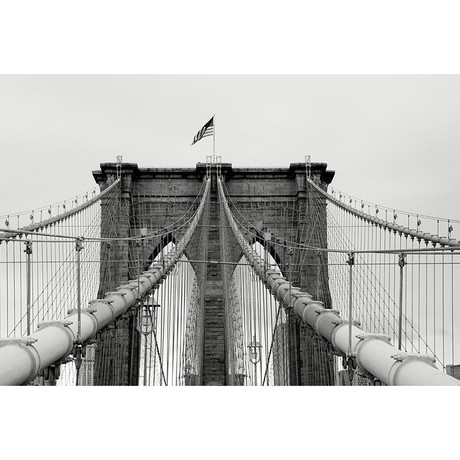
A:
[213,114,216,163]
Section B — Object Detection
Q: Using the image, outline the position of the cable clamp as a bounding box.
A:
[398,253,406,268]
[290,289,307,297]
[67,306,99,315]
[346,252,355,266]
[355,332,391,342]
[89,299,114,305]
[37,320,73,329]
[75,238,84,252]
[24,240,33,255]
[0,337,38,348]
[315,308,339,317]
[391,353,436,364]
[107,291,128,296]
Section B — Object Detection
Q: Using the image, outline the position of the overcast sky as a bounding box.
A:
[1,74,459,232]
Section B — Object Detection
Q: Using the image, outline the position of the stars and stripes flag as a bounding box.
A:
[191,116,214,145]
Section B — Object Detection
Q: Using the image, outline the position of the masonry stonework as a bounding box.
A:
[92,161,335,385]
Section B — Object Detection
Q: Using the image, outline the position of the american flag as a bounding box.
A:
[191,116,214,145]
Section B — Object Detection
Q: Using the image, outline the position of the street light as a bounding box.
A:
[248,335,262,386]
[138,294,160,386]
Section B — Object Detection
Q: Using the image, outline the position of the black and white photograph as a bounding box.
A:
[1,1,459,459]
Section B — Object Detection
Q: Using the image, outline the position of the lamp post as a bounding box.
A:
[248,335,262,386]
[138,294,159,386]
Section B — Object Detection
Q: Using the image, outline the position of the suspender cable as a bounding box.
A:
[217,176,459,386]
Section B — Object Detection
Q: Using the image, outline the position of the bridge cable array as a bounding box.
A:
[217,175,460,385]
[1,162,460,386]
[0,178,211,385]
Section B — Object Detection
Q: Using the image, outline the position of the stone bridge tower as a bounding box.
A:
[92,161,335,385]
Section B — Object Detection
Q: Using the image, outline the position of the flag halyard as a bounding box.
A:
[191,116,214,145]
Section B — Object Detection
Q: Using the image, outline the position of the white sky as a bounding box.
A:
[2,1,460,457]
[1,74,459,229]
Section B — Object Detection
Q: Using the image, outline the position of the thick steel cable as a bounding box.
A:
[0,178,210,386]
[309,178,460,248]
[0,179,120,241]
[217,176,460,386]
